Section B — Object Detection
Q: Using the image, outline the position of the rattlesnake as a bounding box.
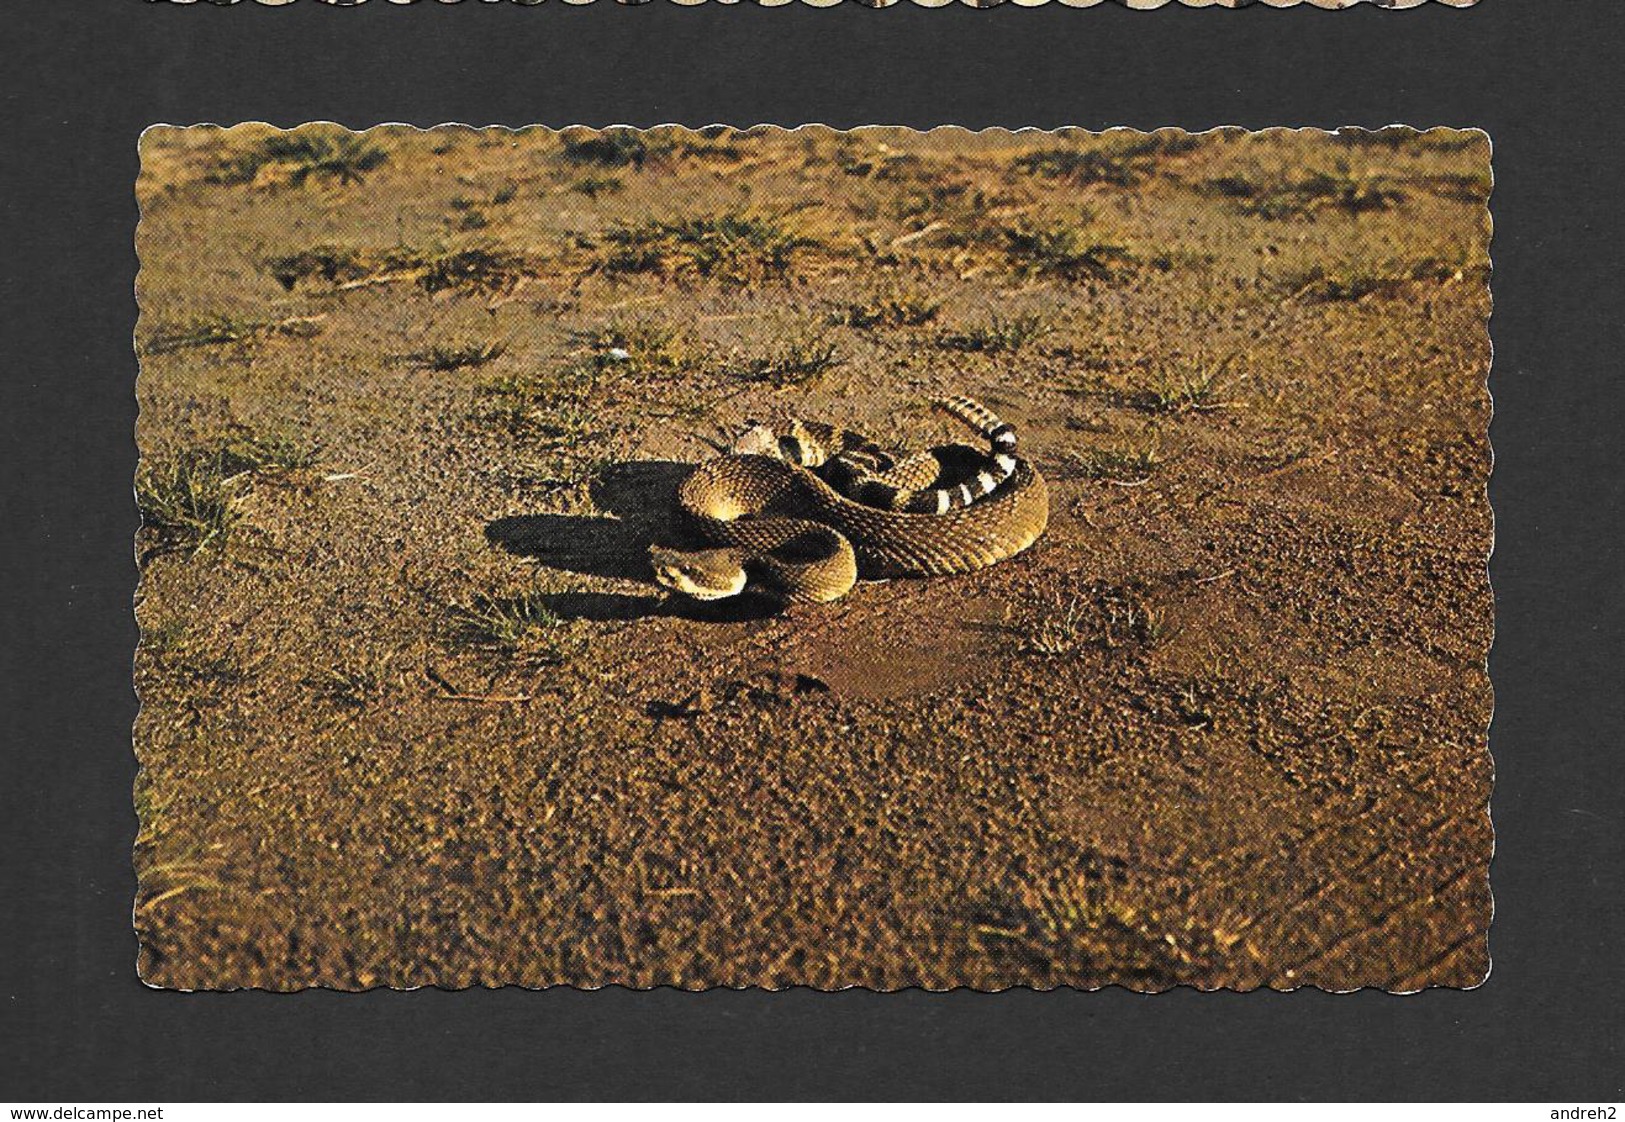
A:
[650,397,1049,604]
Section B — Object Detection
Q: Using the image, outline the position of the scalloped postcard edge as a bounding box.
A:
[149,0,1482,10]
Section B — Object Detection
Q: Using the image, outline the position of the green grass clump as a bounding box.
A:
[1132,358,1235,415]
[209,130,388,188]
[1002,222,1135,282]
[136,455,243,557]
[733,337,843,389]
[585,320,707,378]
[599,214,816,285]
[137,429,319,557]
[451,592,562,652]
[938,311,1053,354]
[213,430,320,476]
[409,342,509,372]
[1065,443,1163,483]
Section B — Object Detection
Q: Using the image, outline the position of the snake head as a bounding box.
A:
[649,545,748,600]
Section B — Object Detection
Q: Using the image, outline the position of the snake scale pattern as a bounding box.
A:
[650,397,1049,604]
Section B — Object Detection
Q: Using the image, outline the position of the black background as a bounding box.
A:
[2,0,1621,1102]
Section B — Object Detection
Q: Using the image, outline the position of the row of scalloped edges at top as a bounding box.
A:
[154,0,1480,9]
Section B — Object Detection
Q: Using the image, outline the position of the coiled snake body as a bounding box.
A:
[651,397,1049,604]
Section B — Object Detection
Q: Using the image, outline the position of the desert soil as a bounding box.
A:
[133,125,1493,990]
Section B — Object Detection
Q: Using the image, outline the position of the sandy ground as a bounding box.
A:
[133,125,1492,990]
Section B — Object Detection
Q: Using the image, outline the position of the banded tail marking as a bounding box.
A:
[881,396,1022,513]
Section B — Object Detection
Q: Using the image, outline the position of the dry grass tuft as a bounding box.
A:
[449,593,571,669]
[831,291,942,330]
[209,130,388,188]
[962,871,1224,987]
[409,341,508,372]
[938,311,1054,354]
[1065,441,1163,483]
[1279,255,1484,304]
[136,456,244,557]
[1021,584,1168,657]
[1001,221,1136,282]
[1131,357,1239,415]
[1206,166,1407,220]
[1013,133,1201,188]
[598,214,817,286]
[731,337,844,389]
[142,313,324,355]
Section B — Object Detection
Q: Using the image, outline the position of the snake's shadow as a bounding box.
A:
[484,459,780,623]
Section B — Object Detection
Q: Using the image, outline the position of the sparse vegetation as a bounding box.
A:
[570,175,624,199]
[208,130,389,188]
[1331,127,1421,150]
[1013,133,1200,188]
[732,337,843,388]
[1001,221,1135,282]
[419,246,530,295]
[598,214,816,285]
[1101,588,1167,650]
[450,591,564,655]
[831,291,941,330]
[477,372,597,447]
[1065,441,1163,483]
[136,455,243,557]
[962,873,1221,986]
[1410,170,1493,204]
[409,341,508,372]
[311,658,391,709]
[1132,357,1237,414]
[1021,584,1167,657]
[1279,256,1478,304]
[136,429,319,557]
[1022,595,1092,658]
[266,244,532,297]
[142,313,324,355]
[938,311,1053,354]
[1207,166,1407,220]
[212,429,320,476]
[562,128,669,169]
[265,246,371,291]
[584,320,707,378]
